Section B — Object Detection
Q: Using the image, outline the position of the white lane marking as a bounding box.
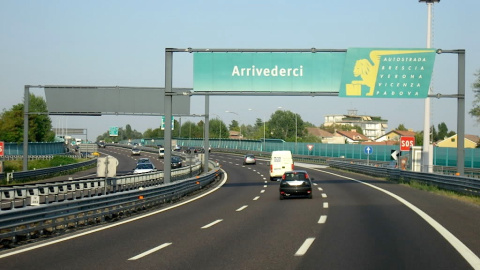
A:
[253,196,260,201]
[295,237,315,256]
[311,168,480,269]
[317,187,323,191]
[201,219,223,229]
[260,190,265,193]
[323,202,329,208]
[263,185,267,188]
[313,183,318,186]
[318,215,327,224]
[321,193,327,198]
[0,170,229,259]
[128,243,172,260]
[236,205,248,212]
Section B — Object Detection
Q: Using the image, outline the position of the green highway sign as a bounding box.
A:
[161,116,174,130]
[109,126,119,137]
[193,48,436,99]
[339,48,436,98]
[194,52,345,93]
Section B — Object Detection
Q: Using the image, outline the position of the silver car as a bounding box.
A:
[131,147,141,156]
[243,154,256,165]
[133,163,156,174]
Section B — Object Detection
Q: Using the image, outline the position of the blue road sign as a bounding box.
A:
[364,146,373,155]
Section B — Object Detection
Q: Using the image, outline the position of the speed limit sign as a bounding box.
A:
[0,141,4,157]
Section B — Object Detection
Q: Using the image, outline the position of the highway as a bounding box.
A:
[0,151,479,269]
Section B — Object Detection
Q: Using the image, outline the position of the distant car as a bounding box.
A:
[133,162,156,174]
[131,147,141,156]
[243,154,256,165]
[98,141,106,148]
[137,158,151,164]
[279,170,314,200]
[173,145,182,152]
[159,147,165,159]
[185,147,197,154]
[171,156,183,169]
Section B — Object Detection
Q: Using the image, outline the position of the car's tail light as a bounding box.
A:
[270,164,273,172]
[305,173,309,179]
[282,174,286,180]
[291,164,294,170]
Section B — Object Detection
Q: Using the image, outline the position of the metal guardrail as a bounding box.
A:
[0,162,203,211]
[0,159,97,184]
[0,163,223,244]
[328,160,480,197]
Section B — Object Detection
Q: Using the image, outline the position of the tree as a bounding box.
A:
[268,110,305,142]
[469,70,480,121]
[0,94,55,142]
[396,124,408,131]
[229,120,239,131]
[209,119,228,138]
[180,121,203,139]
[319,123,363,135]
[96,125,142,142]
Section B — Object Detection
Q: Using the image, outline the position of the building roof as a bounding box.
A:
[465,134,480,144]
[393,130,416,137]
[306,127,334,138]
[436,134,479,147]
[335,130,370,142]
[361,141,398,145]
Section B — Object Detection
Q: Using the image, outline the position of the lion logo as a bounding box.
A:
[345,50,430,97]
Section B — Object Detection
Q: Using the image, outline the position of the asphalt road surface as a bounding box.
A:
[1,152,479,269]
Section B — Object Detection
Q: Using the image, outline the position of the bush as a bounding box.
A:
[3,156,82,172]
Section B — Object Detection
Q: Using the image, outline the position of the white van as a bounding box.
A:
[158,147,165,158]
[269,150,294,181]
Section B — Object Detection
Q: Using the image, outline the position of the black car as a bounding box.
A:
[279,170,314,200]
[171,156,183,169]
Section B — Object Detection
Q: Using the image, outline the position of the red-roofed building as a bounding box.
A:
[375,130,416,142]
[335,130,370,144]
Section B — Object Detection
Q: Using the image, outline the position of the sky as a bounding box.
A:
[1,0,479,140]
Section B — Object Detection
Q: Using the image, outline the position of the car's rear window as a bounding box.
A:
[284,172,307,181]
[137,163,153,169]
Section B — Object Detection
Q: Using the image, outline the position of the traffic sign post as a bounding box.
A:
[0,141,4,173]
[307,144,314,155]
[364,146,373,165]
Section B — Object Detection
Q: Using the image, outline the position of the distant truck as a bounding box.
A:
[158,146,165,158]
[269,150,294,181]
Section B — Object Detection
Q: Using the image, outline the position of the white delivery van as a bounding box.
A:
[269,150,294,181]
[158,147,165,158]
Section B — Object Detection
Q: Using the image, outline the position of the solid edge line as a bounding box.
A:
[0,170,229,259]
[128,242,172,260]
[312,168,480,269]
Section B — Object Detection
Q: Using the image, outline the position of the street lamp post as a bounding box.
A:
[248,108,266,151]
[225,110,241,148]
[419,0,439,173]
[211,113,222,148]
[278,106,297,154]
